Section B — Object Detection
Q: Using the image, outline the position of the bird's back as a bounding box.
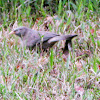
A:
[24,29,59,49]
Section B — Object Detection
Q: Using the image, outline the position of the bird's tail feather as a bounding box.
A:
[48,34,77,43]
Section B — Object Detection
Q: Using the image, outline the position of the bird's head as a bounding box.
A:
[9,26,29,38]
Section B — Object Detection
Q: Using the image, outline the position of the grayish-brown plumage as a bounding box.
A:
[10,26,77,53]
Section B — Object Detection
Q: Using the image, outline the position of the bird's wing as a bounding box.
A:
[26,31,59,48]
[36,31,59,44]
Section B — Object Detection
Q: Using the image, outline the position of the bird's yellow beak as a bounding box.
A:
[9,31,15,35]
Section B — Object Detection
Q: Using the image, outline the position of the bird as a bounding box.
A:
[9,26,77,53]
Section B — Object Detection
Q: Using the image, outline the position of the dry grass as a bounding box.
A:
[0,14,100,100]
[0,0,100,99]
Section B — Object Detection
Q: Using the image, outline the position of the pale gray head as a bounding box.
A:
[10,26,30,38]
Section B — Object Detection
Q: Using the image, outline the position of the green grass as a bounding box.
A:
[0,0,100,99]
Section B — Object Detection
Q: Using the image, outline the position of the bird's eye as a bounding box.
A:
[20,29,23,31]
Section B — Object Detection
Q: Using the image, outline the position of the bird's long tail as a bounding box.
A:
[48,34,77,43]
[48,34,77,55]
